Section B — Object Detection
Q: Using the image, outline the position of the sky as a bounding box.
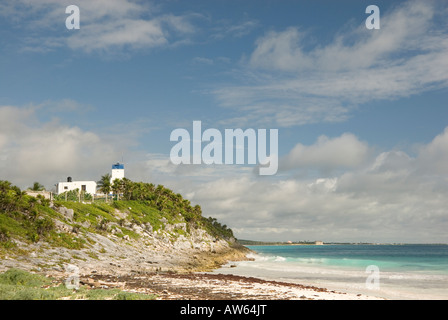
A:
[1,0,448,243]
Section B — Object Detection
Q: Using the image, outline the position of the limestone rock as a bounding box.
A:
[57,206,74,221]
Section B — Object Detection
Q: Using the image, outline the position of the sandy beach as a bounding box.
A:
[1,236,385,300]
[83,271,384,300]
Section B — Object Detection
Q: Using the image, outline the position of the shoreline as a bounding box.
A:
[1,243,385,300]
[81,271,385,300]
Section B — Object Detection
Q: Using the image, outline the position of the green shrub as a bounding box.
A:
[0,268,50,287]
[114,291,153,300]
[48,232,86,250]
[35,217,54,237]
[0,226,15,249]
[27,232,40,243]
[0,226,10,243]
[0,269,156,300]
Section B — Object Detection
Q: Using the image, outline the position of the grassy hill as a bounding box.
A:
[0,179,239,261]
[0,179,251,300]
[1,179,231,245]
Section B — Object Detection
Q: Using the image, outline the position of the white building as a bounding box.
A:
[111,162,124,183]
[56,163,124,196]
[56,177,97,195]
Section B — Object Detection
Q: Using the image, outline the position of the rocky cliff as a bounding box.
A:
[0,180,250,279]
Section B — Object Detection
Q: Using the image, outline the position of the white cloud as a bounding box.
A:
[280,133,369,172]
[249,1,434,73]
[67,13,198,53]
[212,0,448,127]
[415,127,448,175]
[249,27,312,71]
[2,0,198,54]
[210,19,259,40]
[0,104,129,189]
[370,151,413,173]
[67,19,166,52]
[140,127,448,243]
[192,57,214,65]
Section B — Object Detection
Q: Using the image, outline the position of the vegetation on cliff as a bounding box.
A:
[0,268,154,300]
[0,179,249,300]
[0,179,235,253]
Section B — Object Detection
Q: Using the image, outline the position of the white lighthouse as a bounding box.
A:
[111,162,124,183]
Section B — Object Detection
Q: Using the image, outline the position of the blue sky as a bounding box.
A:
[1,0,448,243]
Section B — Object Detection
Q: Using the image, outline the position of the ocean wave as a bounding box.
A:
[225,245,448,299]
[244,253,445,278]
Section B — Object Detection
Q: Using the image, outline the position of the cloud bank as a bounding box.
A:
[212,0,448,127]
[0,104,127,188]
[142,129,448,244]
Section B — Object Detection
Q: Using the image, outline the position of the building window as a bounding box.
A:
[64,186,68,190]
[81,185,86,192]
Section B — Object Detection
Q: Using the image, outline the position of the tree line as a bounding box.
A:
[96,174,233,238]
[1,176,234,242]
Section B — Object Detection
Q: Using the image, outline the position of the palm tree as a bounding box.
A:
[0,180,12,193]
[112,178,124,201]
[121,178,133,200]
[97,173,112,202]
[29,182,45,191]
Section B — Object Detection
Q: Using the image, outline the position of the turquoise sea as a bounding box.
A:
[213,244,448,299]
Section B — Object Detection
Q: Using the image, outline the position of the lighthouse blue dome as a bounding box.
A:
[112,163,124,169]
